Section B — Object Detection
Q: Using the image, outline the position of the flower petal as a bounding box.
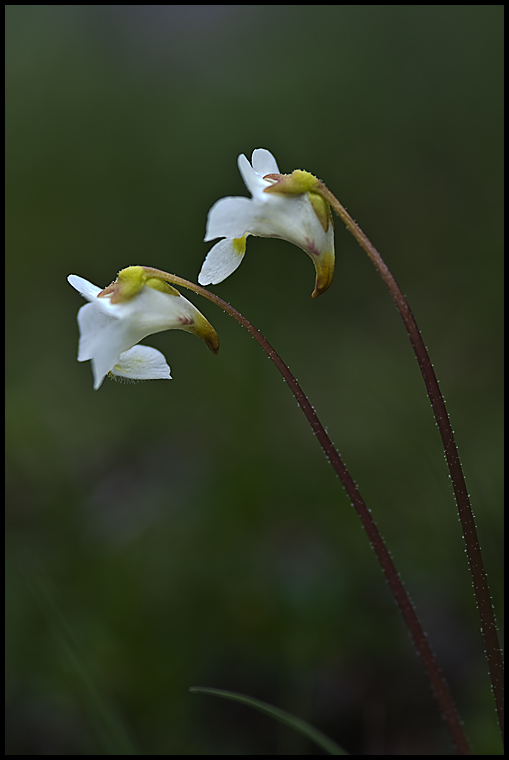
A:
[243,192,331,255]
[111,345,171,381]
[237,153,267,198]
[251,148,279,177]
[68,274,103,301]
[76,302,117,362]
[237,150,279,199]
[205,196,258,241]
[89,319,135,390]
[198,237,247,286]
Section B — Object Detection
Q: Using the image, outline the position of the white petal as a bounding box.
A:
[198,237,246,285]
[237,153,263,197]
[76,302,117,361]
[90,320,135,390]
[242,192,330,256]
[237,153,273,199]
[111,346,171,381]
[251,148,279,177]
[68,274,103,301]
[205,196,258,241]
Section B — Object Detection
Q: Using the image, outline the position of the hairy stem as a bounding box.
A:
[143,266,471,754]
[317,183,504,743]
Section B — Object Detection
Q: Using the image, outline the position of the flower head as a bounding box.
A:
[199,149,335,297]
[68,267,219,390]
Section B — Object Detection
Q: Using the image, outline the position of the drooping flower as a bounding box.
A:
[199,149,335,297]
[68,267,219,390]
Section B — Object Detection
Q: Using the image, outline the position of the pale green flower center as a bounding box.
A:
[232,235,247,256]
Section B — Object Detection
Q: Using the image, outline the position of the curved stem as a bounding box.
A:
[316,184,504,744]
[143,266,471,754]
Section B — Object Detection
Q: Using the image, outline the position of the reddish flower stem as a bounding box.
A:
[316,183,504,745]
[143,266,472,754]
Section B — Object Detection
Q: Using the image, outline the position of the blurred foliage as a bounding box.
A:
[6,5,503,755]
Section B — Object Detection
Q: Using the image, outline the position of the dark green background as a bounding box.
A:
[6,5,503,755]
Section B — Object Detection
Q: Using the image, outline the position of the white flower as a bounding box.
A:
[68,269,219,390]
[199,148,335,297]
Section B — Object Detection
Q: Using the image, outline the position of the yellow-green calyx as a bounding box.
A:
[98,266,180,304]
[309,192,332,232]
[264,169,319,195]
